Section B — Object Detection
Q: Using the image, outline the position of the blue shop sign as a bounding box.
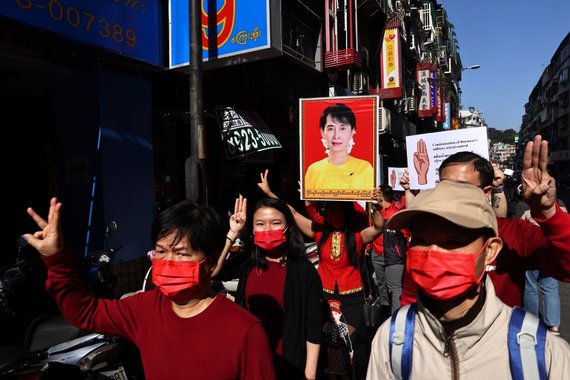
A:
[169,0,273,69]
[0,0,162,66]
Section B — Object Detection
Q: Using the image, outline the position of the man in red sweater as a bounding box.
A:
[401,135,570,307]
[23,198,276,380]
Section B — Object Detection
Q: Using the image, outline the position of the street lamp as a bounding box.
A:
[462,64,480,71]
[457,64,481,117]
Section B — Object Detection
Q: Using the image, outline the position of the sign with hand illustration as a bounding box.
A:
[387,167,406,191]
[405,127,489,189]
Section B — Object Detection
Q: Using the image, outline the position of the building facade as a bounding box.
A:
[459,108,488,129]
[517,32,570,184]
[490,142,516,169]
[2,0,470,287]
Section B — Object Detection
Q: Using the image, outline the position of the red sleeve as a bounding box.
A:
[239,322,277,380]
[305,202,324,225]
[498,204,570,282]
[42,249,139,340]
[532,204,570,281]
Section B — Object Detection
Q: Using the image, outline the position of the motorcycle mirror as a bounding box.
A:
[106,221,118,235]
[17,236,29,248]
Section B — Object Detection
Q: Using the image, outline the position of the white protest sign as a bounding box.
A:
[387,167,407,191]
[405,127,489,190]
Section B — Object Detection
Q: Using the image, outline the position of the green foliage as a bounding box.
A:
[487,128,516,144]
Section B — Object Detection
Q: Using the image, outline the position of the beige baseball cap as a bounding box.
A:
[387,180,498,235]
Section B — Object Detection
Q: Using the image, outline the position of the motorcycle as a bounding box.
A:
[0,222,139,379]
[82,221,123,299]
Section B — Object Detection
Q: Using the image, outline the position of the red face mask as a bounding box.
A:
[407,241,489,301]
[254,229,287,253]
[152,258,208,302]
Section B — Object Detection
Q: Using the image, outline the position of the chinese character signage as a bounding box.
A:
[417,63,432,118]
[379,24,403,99]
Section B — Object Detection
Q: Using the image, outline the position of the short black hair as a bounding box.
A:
[439,152,494,187]
[380,184,394,202]
[319,103,356,131]
[151,200,226,261]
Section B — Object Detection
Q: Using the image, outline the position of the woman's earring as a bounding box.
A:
[346,137,355,154]
[321,138,330,155]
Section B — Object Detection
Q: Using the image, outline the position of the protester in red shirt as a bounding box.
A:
[257,170,384,380]
[23,198,276,380]
[400,135,570,308]
[369,185,409,315]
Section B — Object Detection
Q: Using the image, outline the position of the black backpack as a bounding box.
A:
[382,228,407,266]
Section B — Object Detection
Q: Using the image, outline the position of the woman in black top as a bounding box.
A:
[214,196,323,380]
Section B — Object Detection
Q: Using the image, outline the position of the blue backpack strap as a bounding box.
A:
[389,304,416,380]
[508,306,548,380]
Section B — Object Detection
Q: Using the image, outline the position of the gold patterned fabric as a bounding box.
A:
[330,231,342,261]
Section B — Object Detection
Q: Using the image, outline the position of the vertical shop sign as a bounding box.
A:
[430,69,438,115]
[379,21,403,99]
[417,64,432,118]
[443,101,451,129]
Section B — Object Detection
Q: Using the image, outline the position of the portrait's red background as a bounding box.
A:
[300,96,378,176]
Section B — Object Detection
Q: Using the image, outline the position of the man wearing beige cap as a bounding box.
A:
[366,180,570,380]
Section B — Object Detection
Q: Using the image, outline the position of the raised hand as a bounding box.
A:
[491,162,504,187]
[23,197,64,257]
[257,169,277,198]
[400,168,410,190]
[522,135,557,218]
[372,186,384,205]
[229,195,247,236]
[413,139,429,185]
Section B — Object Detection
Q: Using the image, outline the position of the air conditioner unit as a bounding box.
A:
[406,96,417,112]
[409,34,416,52]
[379,107,391,132]
[352,72,369,94]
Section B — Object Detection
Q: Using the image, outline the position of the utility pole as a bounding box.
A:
[185,0,208,204]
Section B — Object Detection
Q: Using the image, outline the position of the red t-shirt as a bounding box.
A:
[245,261,286,355]
[42,250,276,380]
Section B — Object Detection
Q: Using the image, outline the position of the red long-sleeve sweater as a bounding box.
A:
[42,250,276,380]
[401,203,570,307]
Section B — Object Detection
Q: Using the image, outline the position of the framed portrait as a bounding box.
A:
[299,95,379,201]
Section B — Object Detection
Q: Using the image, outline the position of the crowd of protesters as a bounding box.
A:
[21,135,570,379]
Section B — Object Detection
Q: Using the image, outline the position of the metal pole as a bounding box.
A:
[186,0,208,204]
